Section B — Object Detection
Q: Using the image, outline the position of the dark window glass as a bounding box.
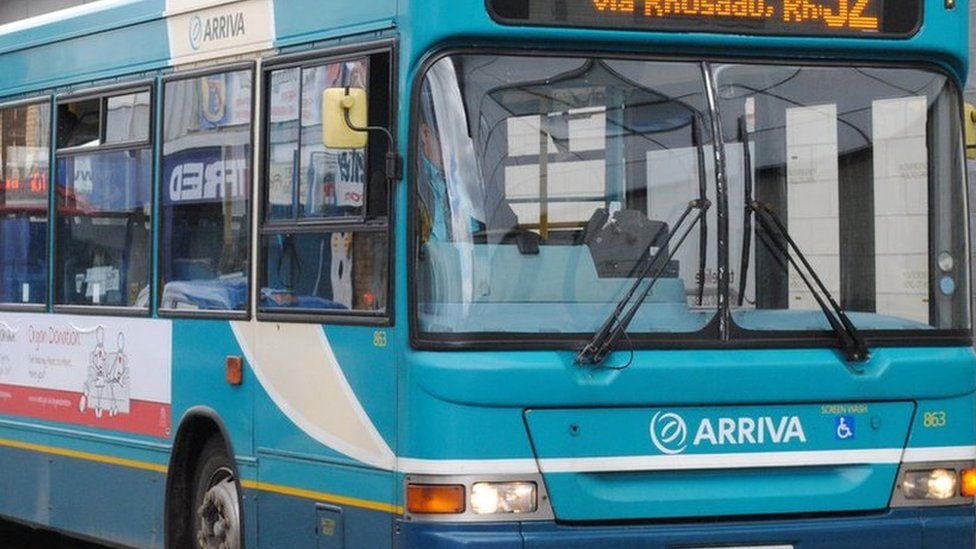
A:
[260,231,387,312]
[56,149,152,307]
[0,101,51,305]
[160,69,252,312]
[105,91,151,144]
[57,98,100,149]
[266,58,368,221]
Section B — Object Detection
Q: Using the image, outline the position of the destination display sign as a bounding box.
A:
[488,0,921,37]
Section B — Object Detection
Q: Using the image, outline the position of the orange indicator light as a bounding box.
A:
[225,355,243,386]
[406,484,465,514]
[961,469,976,497]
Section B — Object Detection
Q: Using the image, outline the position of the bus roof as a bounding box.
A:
[0,0,965,98]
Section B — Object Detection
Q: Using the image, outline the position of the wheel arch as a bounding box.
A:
[164,406,245,548]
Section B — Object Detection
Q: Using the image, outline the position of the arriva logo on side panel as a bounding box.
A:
[188,11,246,51]
[189,15,203,50]
[649,411,688,454]
[168,0,274,65]
[650,411,807,454]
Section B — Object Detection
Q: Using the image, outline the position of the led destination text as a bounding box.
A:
[593,0,879,31]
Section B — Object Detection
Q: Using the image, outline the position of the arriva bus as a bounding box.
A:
[0,0,973,547]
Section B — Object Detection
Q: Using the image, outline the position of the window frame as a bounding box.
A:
[0,95,54,313]
[52,81,155,316]
[156,62,256,321]
[407,47,973,352]
[257,40,397,326]
[262,58,372,227]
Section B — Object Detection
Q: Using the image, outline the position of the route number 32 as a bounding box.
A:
[923,411,947,428]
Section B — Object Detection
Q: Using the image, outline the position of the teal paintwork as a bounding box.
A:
[526,403,914,457]
[324,324,397,449]
[527,403,914,519]
[541,464,902,520]
[908,394,976,447]
[0,0,967,546]
[408,347,976,410]
[171,320,256,456]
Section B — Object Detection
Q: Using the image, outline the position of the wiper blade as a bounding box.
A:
[748,200,869,363]
[576,199,710,366]
[736,117,753,307]
[693,115,709,307]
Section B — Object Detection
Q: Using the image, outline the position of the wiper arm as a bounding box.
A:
[693,115,709,306]
[748,200,869,363]
[576,199,711,366]
[736,117,753,307]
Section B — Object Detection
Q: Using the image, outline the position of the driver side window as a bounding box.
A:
[260,50,392,318]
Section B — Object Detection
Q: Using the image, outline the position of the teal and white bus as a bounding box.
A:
[0,0,974,547]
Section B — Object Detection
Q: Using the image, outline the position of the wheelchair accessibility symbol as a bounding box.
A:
[835,415,856,440]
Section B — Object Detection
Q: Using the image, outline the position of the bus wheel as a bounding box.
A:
[192,436,242,549]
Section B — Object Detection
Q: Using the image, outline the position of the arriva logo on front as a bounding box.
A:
[650,411,806,455]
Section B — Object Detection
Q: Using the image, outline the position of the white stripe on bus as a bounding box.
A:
[902,445,976,463]
[397,445,976,475]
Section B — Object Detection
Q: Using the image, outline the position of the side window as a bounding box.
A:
[0,100,51,306]
[160,69,252,313]
[55,90,152,309]
[261,52,391,315]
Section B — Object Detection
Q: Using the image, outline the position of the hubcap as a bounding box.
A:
[196,467,241,549]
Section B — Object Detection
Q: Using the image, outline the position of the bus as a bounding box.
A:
[0,0,973,547]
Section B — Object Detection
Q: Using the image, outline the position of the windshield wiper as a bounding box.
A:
[576,198,710,366]
[736,117,753,307]
[748,200,869,363]
[693,115,709,306]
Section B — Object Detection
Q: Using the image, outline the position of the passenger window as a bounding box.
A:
[261,53,391,315]
[57,97,100,149]
[55,89,153,308]
[105,91,151,144]
[0,100,51,306]
[160,69,252,313]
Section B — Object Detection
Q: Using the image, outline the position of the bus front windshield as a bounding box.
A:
[413,54,970,342]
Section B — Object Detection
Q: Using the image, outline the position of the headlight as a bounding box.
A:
[470,481,537,514]
[901,469,958,500]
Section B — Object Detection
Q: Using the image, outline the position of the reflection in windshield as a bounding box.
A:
[715,64,969,332]
[415,55,718,336]
[414,55,969,338]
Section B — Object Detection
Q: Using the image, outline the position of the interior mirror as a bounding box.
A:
[965,103,976,160]
[322,87,368,149]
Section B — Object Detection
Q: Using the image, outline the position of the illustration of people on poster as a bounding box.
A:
[79,326,131,418]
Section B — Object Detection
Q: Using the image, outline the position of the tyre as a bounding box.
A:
[191,436,242,549]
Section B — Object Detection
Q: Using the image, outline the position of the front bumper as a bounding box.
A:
[395,506,974,548]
